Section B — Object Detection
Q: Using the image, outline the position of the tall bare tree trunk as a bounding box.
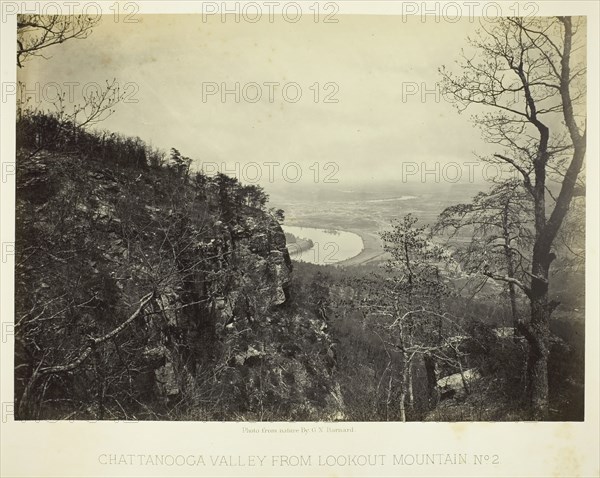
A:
[407,361,414,410]
[502,202,520,330]
[398,385,406,422]
[399,361,408,422]
[424,354,439,410]
[440,15,586,421]
[526,257,552,419]
[526,18,585,420]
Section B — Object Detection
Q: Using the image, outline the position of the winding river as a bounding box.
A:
[282,225,364,265]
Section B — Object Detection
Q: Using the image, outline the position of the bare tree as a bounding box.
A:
[17,15,126,158]
[440,17,586,419]
[17,14,100,67]
[435,179,534,330]
[356,214,462,420]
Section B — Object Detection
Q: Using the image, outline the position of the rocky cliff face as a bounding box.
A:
[15,148,342,420]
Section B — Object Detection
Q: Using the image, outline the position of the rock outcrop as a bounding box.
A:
[14,147,341,421]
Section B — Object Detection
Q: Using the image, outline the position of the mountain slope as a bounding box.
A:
[14,120,342,420]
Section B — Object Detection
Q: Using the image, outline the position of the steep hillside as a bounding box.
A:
[14,116,343,420]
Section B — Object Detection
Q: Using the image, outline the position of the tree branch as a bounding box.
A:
[38,291,155,375]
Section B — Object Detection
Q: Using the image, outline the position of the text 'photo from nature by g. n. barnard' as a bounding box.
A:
[14,10,585,422]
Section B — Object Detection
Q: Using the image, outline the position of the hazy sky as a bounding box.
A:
[21,14,498,186]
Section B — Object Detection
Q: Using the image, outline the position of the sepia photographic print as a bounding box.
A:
[1,1,599,477]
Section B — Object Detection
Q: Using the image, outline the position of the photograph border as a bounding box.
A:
[1,1,599,476]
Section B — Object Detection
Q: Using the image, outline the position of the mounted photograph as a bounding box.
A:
[12,8,587,426]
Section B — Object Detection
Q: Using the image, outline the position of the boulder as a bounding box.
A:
[437,369,481,399]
